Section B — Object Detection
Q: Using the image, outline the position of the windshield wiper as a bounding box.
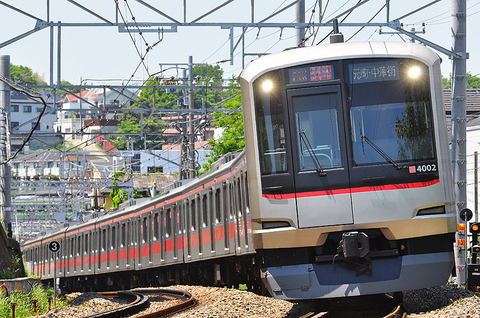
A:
[299,130,327,176]
[361,135,404,170]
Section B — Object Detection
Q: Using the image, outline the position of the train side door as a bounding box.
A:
[287,85,353,228]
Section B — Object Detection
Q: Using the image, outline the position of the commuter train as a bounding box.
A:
[23,41,456,300]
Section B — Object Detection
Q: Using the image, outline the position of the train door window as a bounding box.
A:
[112,226,116,249]
[292,92,342,171]
[202,194,208,227]
[166,208,172,237]
[137,218,142,262]
[191,199,196,231]
[229,184,234,219]
[102,229,107,251]
[84,234,88,255]
[215,188,222,223]
[77,235,81,256]
[186,200,192,256]
[121,223,126,247]
[107,227,111,268]
[153,213,159,240]
[174,204,178,259]
[44,245,47,275]
[178,204,182,235]
[160,209,164,261]
[236,178,243,217]
[98,230,102,269]
[244,172,250,211]
[142,217,148,243]
[70,237,74,257]
[127,221,131,265]
[148,214,153,263]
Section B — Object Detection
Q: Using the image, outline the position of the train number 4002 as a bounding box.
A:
[416,164,437,173]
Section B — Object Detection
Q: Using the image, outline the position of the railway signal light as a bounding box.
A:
[471,223,480,234]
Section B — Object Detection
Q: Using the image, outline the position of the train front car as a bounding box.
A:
[240,42,456,300]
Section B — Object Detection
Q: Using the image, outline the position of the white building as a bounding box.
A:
[10,89,61,151]
[54,88,137,142]
[132,142,211,174]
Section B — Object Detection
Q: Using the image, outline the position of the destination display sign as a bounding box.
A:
[288,64,334,84]
[349,60,400,83]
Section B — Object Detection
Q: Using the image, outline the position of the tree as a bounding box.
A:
[202,89,244,172]
[443,72,480,89]
[10,64,46,87]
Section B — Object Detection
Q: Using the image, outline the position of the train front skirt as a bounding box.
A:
[261,252,454,300]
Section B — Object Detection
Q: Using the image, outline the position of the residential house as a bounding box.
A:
[54,88,136,142]
[10,89,62,152]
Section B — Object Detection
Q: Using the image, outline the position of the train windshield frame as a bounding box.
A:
[253,57,436,178]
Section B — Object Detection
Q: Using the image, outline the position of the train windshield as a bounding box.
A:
[345,58,435,165]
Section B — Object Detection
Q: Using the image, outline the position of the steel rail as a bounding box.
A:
[132,288,197,318]
[84,291,149,318]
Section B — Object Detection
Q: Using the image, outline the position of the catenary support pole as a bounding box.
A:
[0,55,12,234]
[451,0,468,286]
[296,0,305,47]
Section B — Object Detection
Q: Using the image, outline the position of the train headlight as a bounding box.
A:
[408,66,422,79]
[262,80,273,92]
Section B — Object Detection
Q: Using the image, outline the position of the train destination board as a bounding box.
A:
[349,60,400,83]
[288,64,334,84]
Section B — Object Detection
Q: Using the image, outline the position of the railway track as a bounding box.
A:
[86,289,196,318]
[299,294,406,318]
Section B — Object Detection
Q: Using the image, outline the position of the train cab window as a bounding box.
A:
[345,59,435,166]
[292,92,342,171]
[253,70,289,175]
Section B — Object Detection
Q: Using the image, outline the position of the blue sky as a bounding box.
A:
[1,0,479,84]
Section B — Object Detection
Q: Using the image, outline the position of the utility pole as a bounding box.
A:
[0,55,12,236]
[451,0,468,286]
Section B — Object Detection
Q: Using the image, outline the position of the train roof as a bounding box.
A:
[240,41,441,83]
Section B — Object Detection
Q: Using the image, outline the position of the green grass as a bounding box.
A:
[0,284,68,317]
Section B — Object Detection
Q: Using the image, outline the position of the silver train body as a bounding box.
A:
[240,41,456,300]
[23,41,456,300]
[23,153,258,291]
